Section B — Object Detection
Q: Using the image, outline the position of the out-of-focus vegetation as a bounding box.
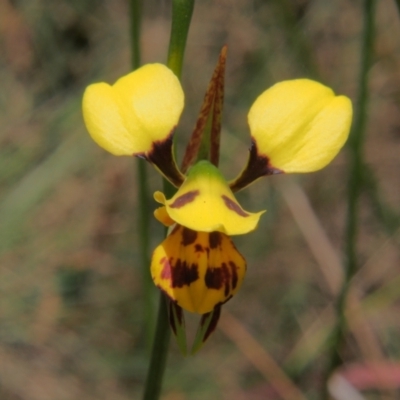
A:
[1,0,400,399]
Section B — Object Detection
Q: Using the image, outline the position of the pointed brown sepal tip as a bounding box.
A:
[191,305,222,355]
[220,45,228,58]
[181,46,228,173]
[210,46,227,168]
[168,300,187,355]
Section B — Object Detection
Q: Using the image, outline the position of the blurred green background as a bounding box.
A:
[1,0,400,399]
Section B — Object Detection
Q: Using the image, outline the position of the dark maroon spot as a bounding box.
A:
[229,261,238,289]
[170,259,199,288]
[181,227,197,246]
[170,190,200,208]
[205,263,231,296]
[229,140,283,192]
[209,231,222,249]
[222,195,249,217]
[195,244,204,252]
[205,267,222,289]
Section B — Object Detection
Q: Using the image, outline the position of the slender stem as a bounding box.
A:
[394,0,400,15]
[272,0,318,79]
[167,0,195,79]
[129,0,155,348]
[324,0,375,394]
[344,0,374,298]
[363,165,400,236]
[130,0,141,70]
[142,1,195,399]
[143,295,171,400]
[137,159,154,344]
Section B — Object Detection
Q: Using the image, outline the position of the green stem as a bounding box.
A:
[167,0,195,79]
[272,0,318,79]
[394,0,400,15]
[324,0,375,394]
[130,0,141,70]
[143,295,171,400]
[363,166,400,236]
[137,158,153,345]
[142,1,194,399]
[129,0,155,348]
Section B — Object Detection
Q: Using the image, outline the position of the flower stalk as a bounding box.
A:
[167,0,195,80]
[395,0,400,15]
[143,1,194,399]
[129,0,155,350]
[324,0,375,394]
[142,292,171,400]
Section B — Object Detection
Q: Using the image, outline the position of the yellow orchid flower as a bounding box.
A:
[82,51,352,349]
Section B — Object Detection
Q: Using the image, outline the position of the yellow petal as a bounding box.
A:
[151,225,246,314]
[248,79,352,173]
[154,206,175,227]
[82,63,184,156]
[154,161,265,235]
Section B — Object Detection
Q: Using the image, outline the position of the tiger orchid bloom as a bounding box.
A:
[82,49,352,352]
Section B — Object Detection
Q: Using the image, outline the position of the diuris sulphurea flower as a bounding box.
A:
[82,47,352,353]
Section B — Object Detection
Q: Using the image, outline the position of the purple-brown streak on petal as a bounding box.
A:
[143,129,185,188]
[229,140,283,192]
[221,195,249,217]
[169,190,200,208]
